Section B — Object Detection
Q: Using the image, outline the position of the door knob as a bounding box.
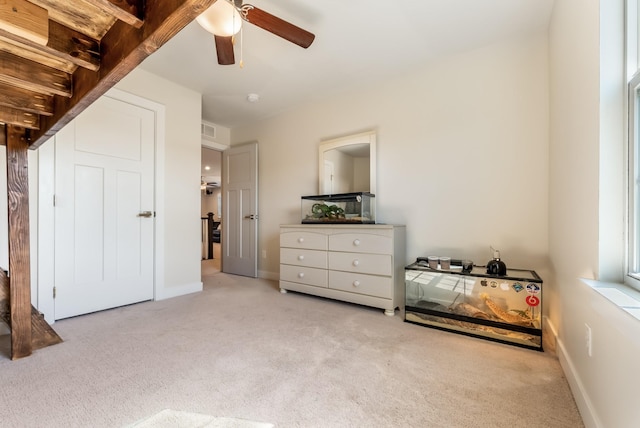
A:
[137,211,153,218]
[244,214,258,220]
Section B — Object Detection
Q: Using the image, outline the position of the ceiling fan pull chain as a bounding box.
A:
[238,2,251,68]
[239,26,244,68]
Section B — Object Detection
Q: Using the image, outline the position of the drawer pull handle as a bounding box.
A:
[298,272,305,278]
[298,237,304,243]
[353,280,360,287]
[352,259,359,267]
[298,255,305,261]
[353,239,361,246]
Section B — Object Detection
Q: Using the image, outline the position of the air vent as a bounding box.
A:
[201,123,217,141]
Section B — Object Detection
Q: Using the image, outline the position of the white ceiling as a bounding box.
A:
[139,0,554,129]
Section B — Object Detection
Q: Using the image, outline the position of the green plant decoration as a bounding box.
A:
[309,203,345,220]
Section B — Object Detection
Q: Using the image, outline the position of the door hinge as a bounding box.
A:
[53,286,56,299]
[53,194,56,207]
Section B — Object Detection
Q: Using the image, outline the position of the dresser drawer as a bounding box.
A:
[281,231,328,250]
[280,264,328,288]
[329,232,392,254]
[280,248,327,269]
[328,252,391,276]
[329,271,392,299]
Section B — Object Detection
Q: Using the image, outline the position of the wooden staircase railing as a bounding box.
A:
[201,213,220,260]
[0,269,62,357]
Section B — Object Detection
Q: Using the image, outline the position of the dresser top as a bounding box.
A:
[281,224,404,229]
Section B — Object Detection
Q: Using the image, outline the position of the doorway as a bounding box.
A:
[201,147,222,277]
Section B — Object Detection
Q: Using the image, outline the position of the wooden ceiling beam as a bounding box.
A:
[0,106,40,130]
[45,20,100,70]
[0,38,77,73]
[0,20,100,71]
[0,0,49,45]
[0,51,71,97]
[0,82,54,116]
[29,0,117,40]
[83,0,144,29]
[29,0,217,149]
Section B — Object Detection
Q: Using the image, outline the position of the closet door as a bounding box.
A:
[54,94,155,319]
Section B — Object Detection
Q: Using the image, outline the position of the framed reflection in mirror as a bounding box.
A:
[318,130,376,195]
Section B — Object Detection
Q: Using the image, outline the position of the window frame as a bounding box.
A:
[626,0,640,291]
[627,73,640,290]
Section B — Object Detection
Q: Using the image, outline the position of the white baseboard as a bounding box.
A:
[547,317,602,428]
[155,281,203,300]
[542,315,558,353]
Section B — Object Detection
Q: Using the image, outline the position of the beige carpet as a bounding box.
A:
[0,273,584,427]
[129,409,273,427]
[202,243,221,276]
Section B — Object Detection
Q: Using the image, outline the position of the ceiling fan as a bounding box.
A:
[196,0,315,65]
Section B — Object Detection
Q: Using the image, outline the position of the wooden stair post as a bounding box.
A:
[0,269,63,354]
[2,125,62,360]
[0,270,9,327]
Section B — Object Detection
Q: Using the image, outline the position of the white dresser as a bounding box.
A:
[279,224,406,316]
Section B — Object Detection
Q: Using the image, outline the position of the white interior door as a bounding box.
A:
[222,142,258,277]
[54,94,155,319]
[323,160,334,194]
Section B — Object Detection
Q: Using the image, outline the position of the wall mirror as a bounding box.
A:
[318,130,377,195]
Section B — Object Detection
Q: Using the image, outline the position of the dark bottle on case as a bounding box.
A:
[486,248,507,276]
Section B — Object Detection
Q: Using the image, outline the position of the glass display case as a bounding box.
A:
[405,258,543,350]
[301,192,375,224]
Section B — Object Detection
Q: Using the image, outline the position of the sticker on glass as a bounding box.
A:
[526,283,540,294]
[525,295,540,307]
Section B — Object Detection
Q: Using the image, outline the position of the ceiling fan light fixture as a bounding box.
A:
[196,0,242,37]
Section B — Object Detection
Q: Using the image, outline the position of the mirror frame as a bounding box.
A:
[318,130,377,195]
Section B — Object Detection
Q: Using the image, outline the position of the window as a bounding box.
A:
[627,0,640,290]
[627,73,640,288]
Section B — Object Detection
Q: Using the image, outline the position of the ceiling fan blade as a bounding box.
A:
[214,35,235,65]
[243,6,315,49]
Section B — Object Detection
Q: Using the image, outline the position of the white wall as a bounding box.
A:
[0,147,8,274]
[201,189,221,218]
[115,68,203,299]
[202,120,231,150]
[233,31,550,283]
[0,147,8,336]
[549,1,640,427]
